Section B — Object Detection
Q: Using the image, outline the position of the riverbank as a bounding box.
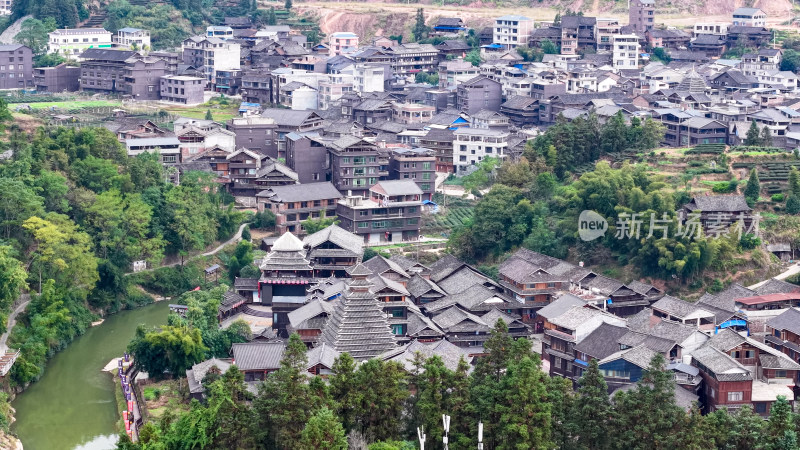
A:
[11,302,169,450]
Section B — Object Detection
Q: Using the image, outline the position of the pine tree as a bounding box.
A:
[786,194,800,214]
[329,353,359,433]
[284,0,292,10]
[613,354,686,449]
[353,359,409,441]
[253,333,311,448]
[601,111,628,153]
[571,359,613,449]
[761,126,773,147]
[267,6,277,25]
[789,167,800,197]
[744,168,760,207]
[205,109,213,120]
[470,319,515,449]
[412,8,428,42]
[744,120,761,146]
[497,356,553,450]
[241,226,251,242]
[446,356,474,448]
[733,405,765,449]
[548,374,574,449]
[416,356,452,442]
[766,396,797,449]
[299,407,348,450]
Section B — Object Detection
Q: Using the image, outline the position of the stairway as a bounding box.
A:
[83,12,107,28]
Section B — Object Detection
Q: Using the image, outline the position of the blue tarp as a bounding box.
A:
[483,44,503,49]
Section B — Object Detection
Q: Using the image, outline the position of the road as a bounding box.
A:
[0,294,31,354]
[749,262,800,289]
[126,223,249,276]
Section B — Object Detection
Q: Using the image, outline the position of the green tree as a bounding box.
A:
[227,240,254,282]
[329,352,359,433]
[353,359,409,441]
[241,225,251,242]
[761,126,773,147]
[765,396,796,449]
[412,8,428,42]
[299,406,348,450]
[254,333,312,448]
[497,355,553,450]
[33,170,70,214]
[127,324,206,378]
[540,38,559,54]
[302,215,338,234]
[651,47,672,63]
[284,0,292,10]
[205,109,213,120]
[23,214,98,294]
[267,6,277,25]
[571,358,613,449]
[601,111,629,153]
[744,120,762,146]
[781,49,800,72]
[415,355,452,442]
[612,354,686,449]
[0,178,44,239]
[0,246,27,334]
[465,49,481,66]
[207,366,257,449]
[165,183,218,265]
[789,167,800,197]
[15,18,49,54]
[786,194,800,214]
[744,168,760,207]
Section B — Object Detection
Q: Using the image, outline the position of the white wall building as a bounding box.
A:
[48,28,112,60]
[346,64,385,93]
[0,0,12,16]
[613,34,640,69]
[452,128,510,174]
[113,28,151,50]
[182,37,240,86]
[493,15,533,50]
[732,7,767,27]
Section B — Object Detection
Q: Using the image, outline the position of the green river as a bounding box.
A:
[11,301,169,450]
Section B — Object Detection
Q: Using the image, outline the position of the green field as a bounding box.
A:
[23,100,123,109]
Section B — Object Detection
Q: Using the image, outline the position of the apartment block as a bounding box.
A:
[0,45,32,89]
[493,15,534,50]
[48,28,112,60]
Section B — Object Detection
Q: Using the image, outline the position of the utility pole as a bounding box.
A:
[478,421,484,450]
[443,414,451,450]
[417,425,426,450]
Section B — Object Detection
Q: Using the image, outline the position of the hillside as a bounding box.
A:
[291,0,796,40]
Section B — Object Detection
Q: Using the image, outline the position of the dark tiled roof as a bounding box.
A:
[766,308,800,335]
[574,322,629,360]
[81,48,138,61]
[303,225,364,256]
[707,328,747,352]
[754,279,800,296]
[257,182,341,202]
[232,342,285,371]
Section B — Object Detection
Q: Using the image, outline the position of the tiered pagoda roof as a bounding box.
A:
[259,232,313,272]
[319,264,397,360]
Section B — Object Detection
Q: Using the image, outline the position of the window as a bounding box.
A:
[391,324,404,335]
[358,222,369,229]
[407,218,418,225]
[727,391,743,402]
[754,402,768,414]
[775,370,788,378]
[286,214,297,221]
[422,173,431,180]
[730,351,741,358]
[422,162,431,170]
[390,308,404,317]
[745,350,755,359]
[359,211,369,217]
[407,207,416,213]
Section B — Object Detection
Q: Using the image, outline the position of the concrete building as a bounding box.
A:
[125,137,181,165]
[452,128,510,174]
[206,26,234,40]
[286,133,329,184]
[336,180,423,244]
[628,0,655,33]
[389,43,439,78]
[79,48,138,94]
[389,148,436,200]
[456,75,503,114]
[597,18,622,53]
[257,182,342,234]
[693,23,730,37]
[48,28,112,60]
[0,0,11,15]
[113,28,151,50]
[329,32,359,56]
[345,64,385,93]
[34,63,80,92]
[159,75,205,105]
[493,15,533,50]
[613,34,640,69]
[732,7,766,27]
[181,36,241,88]
[0,45,32,89]
[328,136,387,197]
[392,102,435,124]
[123,56,167,100]
[227,116,278,156]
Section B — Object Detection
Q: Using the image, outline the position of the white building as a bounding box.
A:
[693,22,730,37]
[48,28,112,60]
[329,32,359,56]
[0,0,12,16]
[613,34,640,69]
[206,26,234,40]
[493,15,533,50]
[346,64,385,93]
[318,72,354,110]
[596,18,621,53]
[452,128,510,174]
[732,7,767,27]
[113,27,151,50]
[182,37,240,87]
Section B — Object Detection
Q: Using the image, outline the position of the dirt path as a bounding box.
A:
[0,15,31,45]
[0,294,31,354]
[125,222,248,276]
[749,262,800,289]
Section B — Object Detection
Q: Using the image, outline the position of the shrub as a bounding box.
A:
[740,233,761,250]
[772,193,785,202]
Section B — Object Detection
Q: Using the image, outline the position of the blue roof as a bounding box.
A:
[483,44,503,49]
